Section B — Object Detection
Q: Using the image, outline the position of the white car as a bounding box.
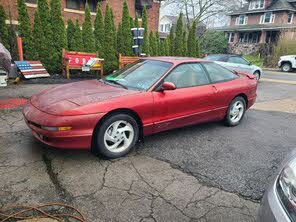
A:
[204,54,262,80]
[278,55,296,72]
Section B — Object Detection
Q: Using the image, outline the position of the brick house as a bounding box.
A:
[216,0,296,54]
[1,0,161,32]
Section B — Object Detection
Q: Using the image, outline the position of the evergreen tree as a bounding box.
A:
[141,6,149,55]
[102,5,117,73]
[187,21,197,57]
[164,38,170,56]
[0,5,9,50]
[120,0,132,55]
[117,22,124,54]
[35,0,53,72]
[196,39,201,57]
[175,13,184,56]
[82,3,95,52]
[155,31,160,56]
[182,31,187,56]
[17,0,34,59]
[67,19,75,50]
[110,8,117,53]
[94,5,104,52]
[50,0,67,73]
[159,40,165,56]
[73,20,83,51]
[134,15,139,28]
[169,27,175,56]
[149,32,156,56]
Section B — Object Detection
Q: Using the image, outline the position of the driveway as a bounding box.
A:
[1,70,295,221]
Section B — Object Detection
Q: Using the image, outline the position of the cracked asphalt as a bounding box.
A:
[1,71,295,221]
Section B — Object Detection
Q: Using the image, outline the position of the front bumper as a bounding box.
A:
[23,100,105,149]
[259,178,290,222]
[278,60,282,68]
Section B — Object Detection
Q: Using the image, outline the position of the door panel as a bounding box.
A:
[152,85,218,133]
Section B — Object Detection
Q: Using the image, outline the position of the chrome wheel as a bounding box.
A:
[230,101,244,124]
[103,120,134,153]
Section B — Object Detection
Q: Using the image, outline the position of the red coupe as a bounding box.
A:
[23,57,257,158]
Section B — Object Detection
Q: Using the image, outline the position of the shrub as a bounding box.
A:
[200,30,228,54]
[82,3,95,52]
[271,33,296,67]
[0,5,9,50]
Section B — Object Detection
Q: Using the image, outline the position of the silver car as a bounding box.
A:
[259,150,296,222]
[204,54,262,80]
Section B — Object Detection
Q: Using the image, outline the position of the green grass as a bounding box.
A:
[243,54,264,67]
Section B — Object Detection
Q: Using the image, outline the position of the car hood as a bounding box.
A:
[280,55,296,60]
[31,80,140,115]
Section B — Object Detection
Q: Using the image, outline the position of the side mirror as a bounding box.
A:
[161,82,176,91]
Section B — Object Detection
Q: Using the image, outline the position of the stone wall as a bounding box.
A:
[228,43,263,55]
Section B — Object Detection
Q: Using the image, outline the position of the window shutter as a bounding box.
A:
[236,17,239,25]
[245,16,248,25]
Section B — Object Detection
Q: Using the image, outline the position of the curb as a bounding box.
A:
[262,68,280,72]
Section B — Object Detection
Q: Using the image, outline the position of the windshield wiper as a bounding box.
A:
[105,79,128,89]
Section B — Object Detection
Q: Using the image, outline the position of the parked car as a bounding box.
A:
[23,57,257,159]
[204,54,262,80]
[259,149,296,222]
[278,55,296,72]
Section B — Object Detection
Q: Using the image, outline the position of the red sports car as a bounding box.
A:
[23,57,257,158]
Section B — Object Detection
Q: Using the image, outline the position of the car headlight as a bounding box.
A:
[278,158,296,221]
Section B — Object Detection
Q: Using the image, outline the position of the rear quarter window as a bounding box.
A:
[202,62,239,83]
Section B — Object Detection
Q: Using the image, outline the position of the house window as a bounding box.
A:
[236,15,248,25]
[66,0,81,10]
[227,32,235,43]
[26,0,37,3]
[160,24,164,32]
[165,24,170,32]
[260,12,275,24]
[239,32,260,43]
[288,12,294,24]
[88,0,98,12]
[249,0,264,10]
[136,9,143,18]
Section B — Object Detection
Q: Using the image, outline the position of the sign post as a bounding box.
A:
[131,27,146,57]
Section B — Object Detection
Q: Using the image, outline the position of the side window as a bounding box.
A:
[202,62,239,83]
[164,63,210,89]
[228,57,249,65]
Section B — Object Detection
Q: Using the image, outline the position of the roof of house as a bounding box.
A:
[229,0,296,15]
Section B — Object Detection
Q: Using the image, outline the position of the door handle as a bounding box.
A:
[212,85,218,93]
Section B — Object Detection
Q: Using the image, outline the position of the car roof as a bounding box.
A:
[142,56,212,65]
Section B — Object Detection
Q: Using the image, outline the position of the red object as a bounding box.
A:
[64,52,96,66]
[17,37,23,61]
[0,98,27,109]
[22,57,257,150]
[162,82,176,91]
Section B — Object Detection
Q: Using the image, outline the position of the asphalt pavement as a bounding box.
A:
[0,70,295,221]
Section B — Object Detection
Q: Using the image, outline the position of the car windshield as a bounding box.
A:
[204,55,226,62]
[104,60,173,91]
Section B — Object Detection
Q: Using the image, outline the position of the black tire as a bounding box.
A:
[225,96,246,127]
[253,71,261,81]
[281,62,292,72]
[92,114,139,159]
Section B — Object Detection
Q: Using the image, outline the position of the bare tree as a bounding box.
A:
[161,0,246,29]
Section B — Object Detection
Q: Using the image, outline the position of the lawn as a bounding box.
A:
[243,54,264,67]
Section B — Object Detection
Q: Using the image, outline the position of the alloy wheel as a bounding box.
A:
[230,101,245,124]
[103,120,134,153]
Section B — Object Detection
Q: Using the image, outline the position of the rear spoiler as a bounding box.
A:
[235,71,256,79]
